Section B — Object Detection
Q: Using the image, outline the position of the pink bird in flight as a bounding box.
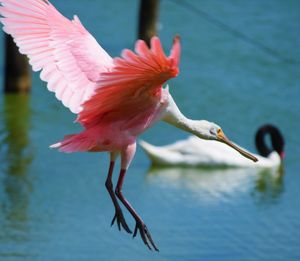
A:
[0,0,257,251]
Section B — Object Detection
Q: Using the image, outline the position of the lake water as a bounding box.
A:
[0,0,299,260]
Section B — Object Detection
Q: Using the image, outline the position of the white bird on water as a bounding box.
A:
[140,124,284,168]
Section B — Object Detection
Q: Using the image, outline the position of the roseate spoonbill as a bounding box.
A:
[0,0,258,251]
[140,124,284,168]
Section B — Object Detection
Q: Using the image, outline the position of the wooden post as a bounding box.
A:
[138,0,160,46]
[4,34,31,93]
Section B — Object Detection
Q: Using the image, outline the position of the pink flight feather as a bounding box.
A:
[78,36,180,128]
[0,0,113,113]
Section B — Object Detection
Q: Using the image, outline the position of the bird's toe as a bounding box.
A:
[111,209,132,234]
[133,220,159,252]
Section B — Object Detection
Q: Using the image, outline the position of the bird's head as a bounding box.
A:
[192,120,258,162]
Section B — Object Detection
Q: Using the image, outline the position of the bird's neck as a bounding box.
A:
[162,94,207,138]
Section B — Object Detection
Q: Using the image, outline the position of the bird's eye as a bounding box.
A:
[210,128,216,135]
[217,128,222,134]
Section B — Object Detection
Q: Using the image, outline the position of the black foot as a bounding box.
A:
[111,208,132,234]
[133,220,159,252]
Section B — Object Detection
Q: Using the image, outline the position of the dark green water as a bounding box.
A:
[0,0,299,260]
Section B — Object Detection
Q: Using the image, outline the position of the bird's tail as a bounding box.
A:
[50,132,95,153]
[139,140,168,165]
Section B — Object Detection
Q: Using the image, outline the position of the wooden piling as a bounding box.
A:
[138,0,160,46]
[4,34,31,93]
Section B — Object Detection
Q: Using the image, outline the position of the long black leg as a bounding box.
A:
[115,169,159,251]
[105,161,131,234]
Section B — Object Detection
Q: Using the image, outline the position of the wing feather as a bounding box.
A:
[78,36,181,128]
[0,0,113,113]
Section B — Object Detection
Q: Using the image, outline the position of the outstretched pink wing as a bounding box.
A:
[0,0,113,113]
[78,36,181,128]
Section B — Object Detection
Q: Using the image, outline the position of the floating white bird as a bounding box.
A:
[140,125,284,168]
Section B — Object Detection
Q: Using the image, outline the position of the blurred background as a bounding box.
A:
[0,0,299,260]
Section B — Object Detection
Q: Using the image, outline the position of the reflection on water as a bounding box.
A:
[251,165,284,206]
[147,165,284,205]
[0,94,33,249]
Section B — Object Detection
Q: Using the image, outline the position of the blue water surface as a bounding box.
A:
[0,0,299,260]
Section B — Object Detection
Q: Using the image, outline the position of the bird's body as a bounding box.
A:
[53,86,170,154]
[140,125,284,168]
[140,137,281,168]
[0,0,258,251]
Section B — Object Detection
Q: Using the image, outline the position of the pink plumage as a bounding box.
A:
[78,37,179,127]
[55,36,180,153]
[0,0,113,113]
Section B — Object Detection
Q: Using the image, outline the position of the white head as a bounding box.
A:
[189,120,221,140]
[191,120,258,162]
